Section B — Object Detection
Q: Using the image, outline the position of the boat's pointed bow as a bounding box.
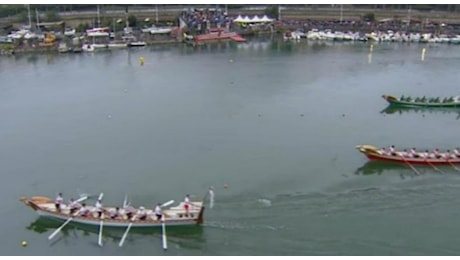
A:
[355,145,379,154]
[382,95,398,102]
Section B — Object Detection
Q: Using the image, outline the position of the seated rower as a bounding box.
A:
[78,203,90,217]
[400,149,409,157]
[409,148,418,158]
[55,193,64,213]
[389,145,397,156]
[68,198,82,214]
[154,203,162,221]
[94,199,103,218]
[454,148,460,157]
[136,206,148,221]
[124,205,135,220]
[109,207,121,220]
[433,149,442,159]
[421,150,430,159]
[443,150,454,160]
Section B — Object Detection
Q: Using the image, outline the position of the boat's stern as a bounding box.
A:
[196,204,205,225]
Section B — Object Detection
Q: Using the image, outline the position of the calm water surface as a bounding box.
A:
[2,39,460,255]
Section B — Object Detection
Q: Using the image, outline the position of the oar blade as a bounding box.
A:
[48,217,73,240]
[118,223,132,247]
[76,196,88,203]
[122,194,128,208]
[162,215,167,250]
[98,193,104,201]
[161,200,174,208]
[98,214,104,247]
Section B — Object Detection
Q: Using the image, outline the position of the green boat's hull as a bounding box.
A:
[382,95,460,108]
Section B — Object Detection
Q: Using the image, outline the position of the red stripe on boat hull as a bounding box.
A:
[366,154,460,165]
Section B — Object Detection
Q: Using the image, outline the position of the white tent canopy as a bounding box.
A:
[233,14,274,23]
[260,15,274,23]
[251,15,260,22]
[233,15,244,23]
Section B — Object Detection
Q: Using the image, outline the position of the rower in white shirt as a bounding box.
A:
[109,207,121,219]
[154,203,162,221]
[78,203,90,217]
[136,206,148,221]
[55,193,64,212]
[389,145,396,155]
[422,150,430,159]
[124,205,135,220]
[433,148,442,159]
[94,200,103,218]
[454,148,460,157]
[409,148,418,158]
[184,194,191,215]
[68,198,82,214]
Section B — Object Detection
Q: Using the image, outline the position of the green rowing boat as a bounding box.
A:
[382,95,460,108]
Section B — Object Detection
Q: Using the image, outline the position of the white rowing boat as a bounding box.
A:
[20,196,205,228]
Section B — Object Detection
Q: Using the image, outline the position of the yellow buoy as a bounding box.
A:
[21,241,27,247]
[139,57,145,66]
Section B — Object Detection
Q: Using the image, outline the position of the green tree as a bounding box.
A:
[44,11,60,22]
[362,13,375,22]
[128,14,137,27]
[76,22,89,33]
[265,5,279,20]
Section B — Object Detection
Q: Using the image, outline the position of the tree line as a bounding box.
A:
[0,4,459,20]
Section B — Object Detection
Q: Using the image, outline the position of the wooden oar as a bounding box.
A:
[161,200,174,208]
[161,214,167,251]
[123,195,128,208]
[48,212,78,240]
[399,153,421,176]
[446,158,460,172]
[76,195,88,203]
[118,200,174,248]
[98,213,104,247]
[96,192,104,246]
[118,219,133,247]
[425,158,445,174]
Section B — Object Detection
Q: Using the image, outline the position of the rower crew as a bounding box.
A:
[68,198,82,214]
[109,207,121,219]
[78,203,90,217]
[136,206,147,221]
[55,193,64,212]
[154,203,162,221]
